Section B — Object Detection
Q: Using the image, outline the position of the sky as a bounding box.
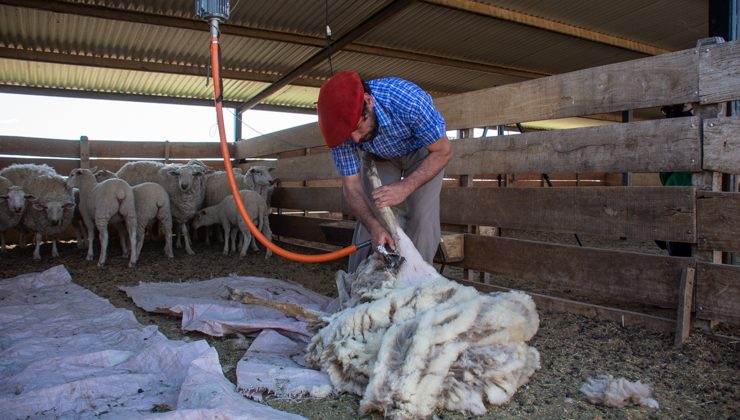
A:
[0,93,318,143]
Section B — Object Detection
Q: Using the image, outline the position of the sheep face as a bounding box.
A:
[168,165,206,192]
[31,200,75,226]
[191,208,216,230]
[1,186,32,214]
[246,166,276,187]
[65,168,91,189]
[94,168,117,182]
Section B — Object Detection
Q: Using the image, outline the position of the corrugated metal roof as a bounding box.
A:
[0,0,710,113]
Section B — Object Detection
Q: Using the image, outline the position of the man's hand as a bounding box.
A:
[370,225,396,251]
[371,182,411,208]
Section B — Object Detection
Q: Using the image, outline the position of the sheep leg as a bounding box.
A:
[180,222,194,255]
[125,215,137,267]
[221,222,230,255]
[239,226,251,258]
[231,229,238,254]
[136,224,146,262]
[32,232,42,260]
[261,221,273,259]
[96,219,109,267]
[51,238,59,257]
[114,223,129,257]
[160,217,173,259]
[84,220,95,261]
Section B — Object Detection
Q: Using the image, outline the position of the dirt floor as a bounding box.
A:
[0,237,738,420]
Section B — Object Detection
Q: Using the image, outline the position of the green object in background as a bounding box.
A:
[659,172,692,187]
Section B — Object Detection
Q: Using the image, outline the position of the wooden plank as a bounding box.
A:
[696,262,740,325]
[272,153,339,182]
[320,220,356,246]
[462,234,692,308]
[269,214,334,243]
[703,117,740,173]
[438,233,464,263]
[697,191,740,252]
[271,187,346,213]
[0,157,78,175]
[235,123,323,158]
[89,140,167,159]
[0,136,79,157]
[168,142,233,159]
[447,117,701,175]
[435,48,699,130]
[698,40,740,104]
[442,186,696,242]
[674,267,696,348]
[453,279,676,332]
[270,186,696,242]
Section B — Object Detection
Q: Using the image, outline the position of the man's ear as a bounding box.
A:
[363,92,374,108]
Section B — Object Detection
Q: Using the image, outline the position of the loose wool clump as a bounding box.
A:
[305,202,540,418]
[580,375,659,409]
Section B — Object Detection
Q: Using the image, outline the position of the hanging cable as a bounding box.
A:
[208,18,367,263]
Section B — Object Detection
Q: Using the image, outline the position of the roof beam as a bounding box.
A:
[0,47,324,88]
[423,0,670,56]
[0,0,547,81]
[0,84,316,113]
[238,0,417,112]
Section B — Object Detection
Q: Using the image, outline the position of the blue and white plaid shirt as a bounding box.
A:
[330,78,446,176]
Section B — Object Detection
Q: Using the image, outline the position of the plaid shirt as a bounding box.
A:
[330,78,446,176]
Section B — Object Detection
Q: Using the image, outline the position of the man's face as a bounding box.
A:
[349,94,377,144]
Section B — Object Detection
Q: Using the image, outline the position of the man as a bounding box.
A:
[316,71,453,272]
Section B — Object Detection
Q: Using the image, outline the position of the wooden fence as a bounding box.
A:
[236,40,740,344]
[1,40,738,344]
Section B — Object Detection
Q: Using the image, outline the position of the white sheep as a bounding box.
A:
[0,165,75,259]
[205,166,276,208]
[244,165,276,207]
[117,161,210,255]
[95,169,174,259]
[0,175,32,252]
[191,189,272,258]
[66,168,138,267]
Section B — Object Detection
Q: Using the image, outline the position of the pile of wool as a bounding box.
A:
[305,220,540,418]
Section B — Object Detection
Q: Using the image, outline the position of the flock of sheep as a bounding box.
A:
[0,161,276,266]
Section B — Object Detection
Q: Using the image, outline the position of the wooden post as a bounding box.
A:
[79,135,90,169]
[674,267,696,348]
[164,140,171,163]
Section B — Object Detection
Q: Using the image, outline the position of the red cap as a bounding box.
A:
[317,71,364,148]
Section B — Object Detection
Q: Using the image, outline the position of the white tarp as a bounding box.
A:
[121,275,336,400]
[120,276,335,338]
[0,265,304,419]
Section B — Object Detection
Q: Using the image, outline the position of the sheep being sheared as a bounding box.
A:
[299,160,541,419]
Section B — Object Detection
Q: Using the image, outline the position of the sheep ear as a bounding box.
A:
[63,202,75,209]
[168,170,179,176]
[26,194,37,201]
[32,202,46,210]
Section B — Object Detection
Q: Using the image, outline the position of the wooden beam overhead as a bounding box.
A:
[423,0,670,56]
[237,0,417,112]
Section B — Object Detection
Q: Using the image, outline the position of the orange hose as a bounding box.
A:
[210,35,359,262]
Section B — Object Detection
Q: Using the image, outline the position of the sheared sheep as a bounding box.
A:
[204,165,275,208]
[95,169,174,259]
[249,160,540,418]
[0,175,32,252]
[0,164,75,259]
[66,168,138,267]
[191,189,272,258]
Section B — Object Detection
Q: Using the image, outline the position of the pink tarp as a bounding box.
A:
[121,275,336,400]
[0,265,304,419]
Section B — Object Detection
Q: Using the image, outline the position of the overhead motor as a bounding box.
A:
[195,0,230,22]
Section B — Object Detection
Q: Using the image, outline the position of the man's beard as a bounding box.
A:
[359,120,378,143]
